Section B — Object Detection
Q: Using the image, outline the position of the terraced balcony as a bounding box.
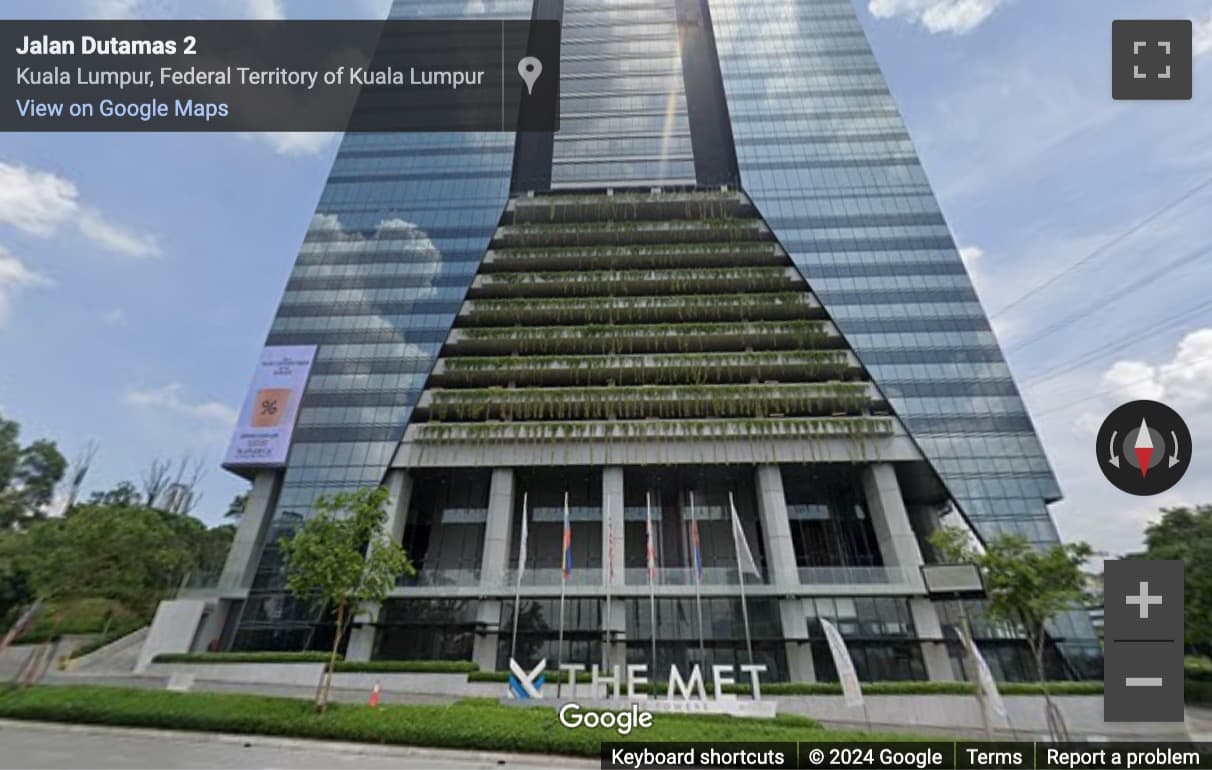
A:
[481,241,783,272]
[509,189,752,224]
[415,382,880,422]
[445,320,842,356]
[495,219,767,248]
[467,266,802,298]
[401,188,895,463]
[458,292,821,326]
[427,350,862,388]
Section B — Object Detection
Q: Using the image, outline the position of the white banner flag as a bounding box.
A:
[959,624,1006,718]
[820,618,864,708]
[516,492,529,582]
[728,494,761,578]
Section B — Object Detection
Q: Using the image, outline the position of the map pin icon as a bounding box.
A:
[518,56,542,95]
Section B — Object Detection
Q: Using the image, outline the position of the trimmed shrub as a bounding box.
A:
[469,670,596,684]
[469,671,1102,696]
[152,652,336,665]
[0,685,918,757]
[333,660,478,674]
[717,680,1102,696]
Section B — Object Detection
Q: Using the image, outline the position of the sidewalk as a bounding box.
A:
[0,719,597,770]
[1187,706,1212,740]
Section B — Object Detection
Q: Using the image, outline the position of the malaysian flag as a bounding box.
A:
[607,516,615,583]
[561,492,572,582]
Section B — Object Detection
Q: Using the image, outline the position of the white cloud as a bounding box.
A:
[77,209,161,258]
[0,245,51,327]
[867,0,1009,35]
[102,308,127,326]
[1196,9,1212,59]
[90,0,284,19]
[1101,328,1212,409]
[89,0,143,17]
[362,0,393,16]
[0,161,161,258]
[958,245,983,267]
[124,383,238,427]
[246,132,339,157]
[246,0,286,20]
[1024,328,1212,556]
[0,162,78,236]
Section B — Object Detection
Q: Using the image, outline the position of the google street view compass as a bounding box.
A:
[1096,400,1191,495]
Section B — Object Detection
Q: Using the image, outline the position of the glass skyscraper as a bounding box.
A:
[190,0,1100,682]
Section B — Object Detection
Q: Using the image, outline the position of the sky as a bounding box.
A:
[0,0,1210,559]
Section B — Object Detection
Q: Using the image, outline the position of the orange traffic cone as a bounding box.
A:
[368,680,381,707]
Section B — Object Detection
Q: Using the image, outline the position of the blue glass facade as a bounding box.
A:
[232,0,532,645]
[709,0,1094,655]
[710,2,1062,544]
[551,0,695,188]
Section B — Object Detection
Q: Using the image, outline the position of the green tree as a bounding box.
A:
[927,523,992,736]
[0,416,68,529]
[1143,505,1212,653]
[980,534,1092,739]
[928,522,979,564]
[20,504,195,614]
[85,481,142,508]
[278,486,414,713]
[0,530,34,626]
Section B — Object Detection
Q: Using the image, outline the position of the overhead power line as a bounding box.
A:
[1032,352,1212,418]
[1006,241,1212,352]
[1023,296,1212,387]
[989,175,1212,320]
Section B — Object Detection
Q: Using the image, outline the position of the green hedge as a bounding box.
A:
[467,672,1102,696]
[0,685,925,757]
[148,654,476,673]
[468,670,600,684]
[333,660,478,674]
[721,680,1101,696]
[152,652,337,665]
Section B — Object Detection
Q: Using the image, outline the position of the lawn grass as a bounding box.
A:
[0,684,924,758]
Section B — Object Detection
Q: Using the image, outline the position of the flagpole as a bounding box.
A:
[646,490,657,685]
[730,492,754,667]
[509,492,527,664]
[690,492,705,662]
[603,513,613,672]
[557,491,568,698]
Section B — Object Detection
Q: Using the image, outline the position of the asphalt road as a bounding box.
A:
[0,720,595,770]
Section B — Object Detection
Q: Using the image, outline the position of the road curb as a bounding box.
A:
[0,718,598,767]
